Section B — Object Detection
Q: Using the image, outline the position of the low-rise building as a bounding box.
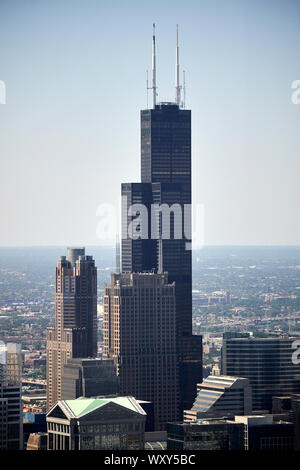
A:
[26,432,47,450]
[167,418,245,450]
[46,396,146,450]
[234,415,294,450]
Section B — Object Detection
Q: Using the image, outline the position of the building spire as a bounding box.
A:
[152,23,157,108]
[175,24,181,106]
[183,69,186,109]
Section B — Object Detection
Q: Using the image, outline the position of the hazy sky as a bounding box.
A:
[0,0,300,246]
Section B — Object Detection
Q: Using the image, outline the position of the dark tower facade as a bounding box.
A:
[119,27,202,418]
[141,102,193,339]
[121,104,202,414]
[221,333,300,412]
[46,248,97,410]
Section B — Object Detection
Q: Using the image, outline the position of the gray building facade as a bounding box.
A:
[61,358,119,400]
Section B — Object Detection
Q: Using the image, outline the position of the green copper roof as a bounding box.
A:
[64,396,143,418]
[64,398,106,417]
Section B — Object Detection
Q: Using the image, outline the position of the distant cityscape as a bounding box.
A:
[1,245,300,450]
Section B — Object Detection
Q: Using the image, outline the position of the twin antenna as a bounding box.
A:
[147,24,186,109]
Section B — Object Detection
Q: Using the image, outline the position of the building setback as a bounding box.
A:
[184,375,252,422]
[46,248,97,410]
[103,272,179,431]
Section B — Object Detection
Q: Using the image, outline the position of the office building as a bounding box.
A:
[221,333,300,411]
[234,415,294,450]
[167,414,294,451]
[184,375,252,422]
[61,358,119,400]
[167,418,245,450]
[46,396,146,450]
[270,394,300,450]
[46,248,97,410]
[0,342,23,450]
[103,272,179,430]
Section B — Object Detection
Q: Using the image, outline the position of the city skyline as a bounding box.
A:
[1,1,300,453]
[0,0,300,246]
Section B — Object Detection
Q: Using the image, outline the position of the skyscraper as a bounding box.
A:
[103,272,179,431]
[221,333,300,412]
[46,248,97,410]
[121,26,202,415]
[61,358,119,400]
[0,342,23,450]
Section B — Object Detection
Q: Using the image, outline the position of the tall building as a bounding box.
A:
[221,333,300,412]
[61,358,119,400]
[184,375,252,422]
[0,342,23,450]
[103,272,179,430]
[46,248,97,410]
[121,26,202,416]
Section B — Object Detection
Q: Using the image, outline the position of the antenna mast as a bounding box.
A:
[183,70,186,108]
[146,70,149,109]
[175,24,181,106]
[152,23,157,108]
[116,234,120,274]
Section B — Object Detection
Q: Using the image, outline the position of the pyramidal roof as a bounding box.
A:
[63,396,145,418]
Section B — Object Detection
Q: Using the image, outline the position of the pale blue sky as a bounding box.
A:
[0,0,299,246]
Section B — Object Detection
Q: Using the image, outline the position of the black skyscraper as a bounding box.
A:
[121,28,202,416]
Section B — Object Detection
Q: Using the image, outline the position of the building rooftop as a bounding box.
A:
[63,396,146,418]
[188,375,251,415]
